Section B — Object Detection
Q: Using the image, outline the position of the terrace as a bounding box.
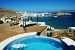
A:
[0,22,47,42]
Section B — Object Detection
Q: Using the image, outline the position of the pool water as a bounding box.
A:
[25,42,62,50]
[3,36,65,50]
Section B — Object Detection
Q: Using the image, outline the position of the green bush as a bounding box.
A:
[0,20,4,24]
[72,38,75,41]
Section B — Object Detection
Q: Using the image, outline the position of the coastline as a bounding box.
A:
[25,16,75,29]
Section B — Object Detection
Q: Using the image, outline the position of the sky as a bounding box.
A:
[0,0,75,12]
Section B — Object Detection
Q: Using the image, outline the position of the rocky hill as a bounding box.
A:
[0,7,21,18]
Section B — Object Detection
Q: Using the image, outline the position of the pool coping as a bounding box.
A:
[0,32,37,50]
[62,37,75,46]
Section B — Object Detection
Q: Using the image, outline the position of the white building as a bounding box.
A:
[0,17,11,23]
[22,12,38,17]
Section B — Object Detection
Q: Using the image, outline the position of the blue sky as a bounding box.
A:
[0,0,75,12]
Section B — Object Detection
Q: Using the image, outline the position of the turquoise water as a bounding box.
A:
[25,16,75,29]
[3,36,65,50]
[25,42,61,50]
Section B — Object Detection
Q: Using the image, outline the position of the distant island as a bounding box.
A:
[59,10,75,12]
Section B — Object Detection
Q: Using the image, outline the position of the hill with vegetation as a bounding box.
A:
[0,7,21,18]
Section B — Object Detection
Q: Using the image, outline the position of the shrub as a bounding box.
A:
[0,20,4,24]
[72,38,75,41]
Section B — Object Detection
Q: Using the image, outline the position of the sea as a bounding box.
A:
[25,13,75,29]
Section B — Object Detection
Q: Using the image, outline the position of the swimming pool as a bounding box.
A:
[3,36,66,50]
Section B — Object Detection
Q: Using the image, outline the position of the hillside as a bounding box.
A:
[0,7,21,18]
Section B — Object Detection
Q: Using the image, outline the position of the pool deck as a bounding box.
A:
[24,24,47,33]
[0,23,47,42]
